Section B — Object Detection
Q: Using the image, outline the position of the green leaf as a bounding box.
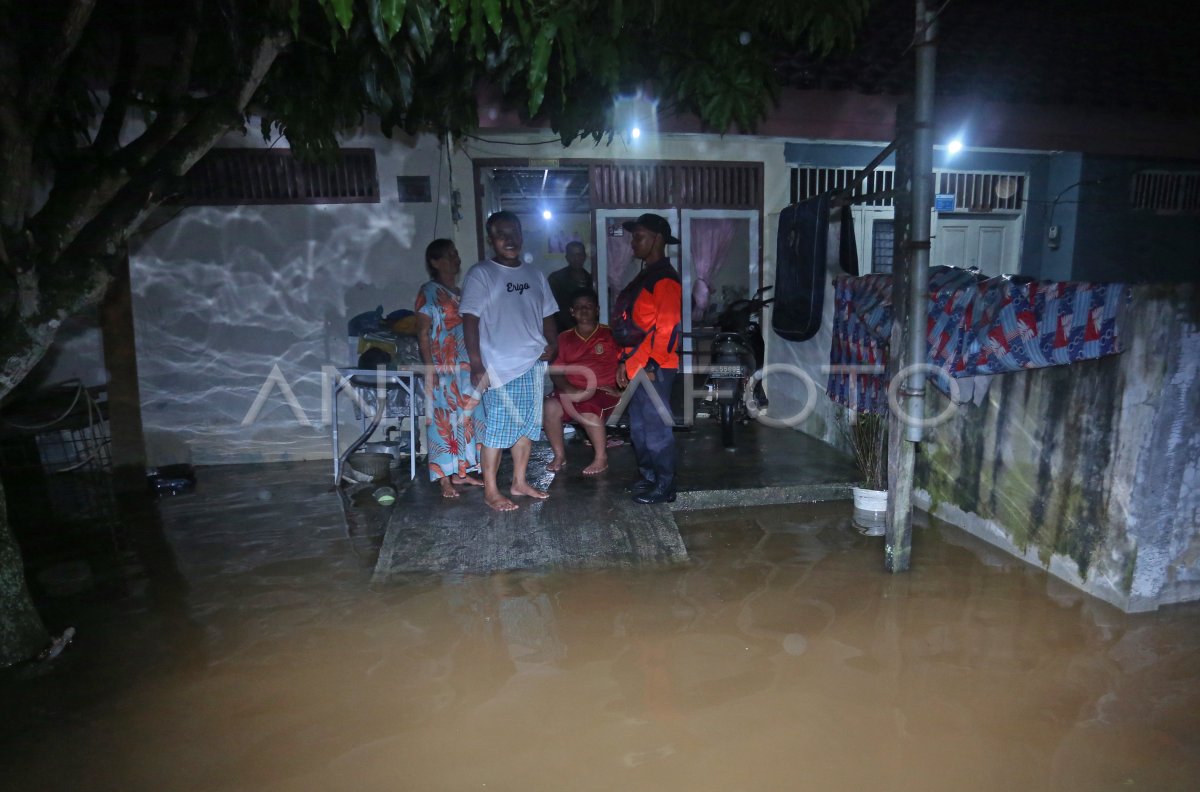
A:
[483,0,502,36]
[409,0,436,57]
[470,0,486,59]
[289,0,302,37]
[558,18,576,79]
[381,0,407,39]
[527,22,557,115]
[511,0,530,43]
[329,0,354,32]
[367,0,389,45]
[448,0,466,41]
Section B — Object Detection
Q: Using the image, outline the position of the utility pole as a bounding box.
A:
[886,0,937,572]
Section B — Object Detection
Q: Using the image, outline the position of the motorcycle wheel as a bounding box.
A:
[720,402,735,448]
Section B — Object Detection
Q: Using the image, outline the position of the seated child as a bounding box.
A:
[544,289,621,475]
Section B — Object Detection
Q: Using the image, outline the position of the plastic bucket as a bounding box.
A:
[852,486,888,513]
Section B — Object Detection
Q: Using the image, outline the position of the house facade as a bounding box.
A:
[22,63,1200,611]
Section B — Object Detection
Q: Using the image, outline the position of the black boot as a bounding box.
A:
[624,466,656,494]
[625,476,655,494]
[633,479,675,504]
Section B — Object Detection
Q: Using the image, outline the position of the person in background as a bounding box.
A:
[611,214,683,504]
[415,239,485,498]
[547,241,594,333]
[544,288,621,476]
[461,211,559,511]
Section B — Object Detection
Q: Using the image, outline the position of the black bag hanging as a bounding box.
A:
[772,194,831,342]
[838,204,859,277]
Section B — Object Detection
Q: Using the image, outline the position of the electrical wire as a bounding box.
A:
[464,133,564,146]
[900,0,955,57]
[3,380,85,430]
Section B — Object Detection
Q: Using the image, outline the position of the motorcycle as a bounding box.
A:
[692,286,773,448]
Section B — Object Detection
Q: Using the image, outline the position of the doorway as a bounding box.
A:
[593,208,679,324]
[477,166,592,283]
[679,209,760,374]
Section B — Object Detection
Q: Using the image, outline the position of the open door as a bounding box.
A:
[679,209,760,374]
[593,208,679,324]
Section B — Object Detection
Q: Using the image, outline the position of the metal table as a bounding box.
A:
[330,367,423,483]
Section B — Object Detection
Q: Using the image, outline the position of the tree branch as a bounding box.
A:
[92,26,139,156]
[0,26,29,232]
[22,0,99,130]
[32,106,195,265]
[60,30,290,268]
[164,0,202,103]
[32,24,289,265]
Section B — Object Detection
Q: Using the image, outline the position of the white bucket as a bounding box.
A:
[852,486,888,513]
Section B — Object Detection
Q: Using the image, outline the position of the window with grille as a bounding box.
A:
[791,167,895,206]
[870,220,895,274]
[1131,171,1200,214]
[589,162,760,209]
[790,167,1025,213]
[935,172,1024,212]
[179,148,380,205]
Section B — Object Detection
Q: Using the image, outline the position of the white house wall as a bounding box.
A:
[131,128,454,466]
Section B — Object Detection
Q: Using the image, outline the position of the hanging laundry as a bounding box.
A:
[827,267,1131,414]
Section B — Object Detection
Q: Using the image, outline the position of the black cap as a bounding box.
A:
[622,213,679,245]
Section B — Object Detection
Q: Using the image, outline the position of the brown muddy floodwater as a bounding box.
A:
[2,462,1199,792]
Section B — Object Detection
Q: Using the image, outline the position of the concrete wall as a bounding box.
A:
[914,285,1200,612]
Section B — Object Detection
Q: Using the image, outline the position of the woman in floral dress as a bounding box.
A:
[415,240,485,497]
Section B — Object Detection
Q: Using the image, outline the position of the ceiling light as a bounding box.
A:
[542,209,553,220]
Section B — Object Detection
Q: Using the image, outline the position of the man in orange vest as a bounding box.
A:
[612,214,683,504]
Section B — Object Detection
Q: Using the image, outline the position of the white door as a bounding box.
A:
[593,208,678,324]
[679,209,760,374]
[850,206,897,274]
[931,214,1023,276]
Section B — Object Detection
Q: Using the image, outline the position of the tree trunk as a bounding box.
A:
[0,476,47,667]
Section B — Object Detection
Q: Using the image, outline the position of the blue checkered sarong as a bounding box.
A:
[482,362,546,448]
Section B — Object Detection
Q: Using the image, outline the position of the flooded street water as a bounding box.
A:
[3,462,1199,791]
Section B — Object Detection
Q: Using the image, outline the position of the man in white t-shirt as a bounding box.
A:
[461,211,560,511]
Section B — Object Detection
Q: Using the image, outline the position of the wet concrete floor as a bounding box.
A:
[376,421,858,577]
[3,459,1200,791]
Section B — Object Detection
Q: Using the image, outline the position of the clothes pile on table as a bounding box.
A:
[347,306,424,418]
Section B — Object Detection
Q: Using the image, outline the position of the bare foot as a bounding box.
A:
[545,456,567,473]
[439,479,460,499]
[511,481,549,500]
[452,473,484,487]
[485,491,519,511]
[582,459,609,476]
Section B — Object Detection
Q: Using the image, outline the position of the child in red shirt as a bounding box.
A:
[544,290,622,475]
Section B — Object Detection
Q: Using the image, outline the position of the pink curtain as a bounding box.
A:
[606,222,635,309]
[690,218,736,321]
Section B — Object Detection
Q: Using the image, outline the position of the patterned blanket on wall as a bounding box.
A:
[827,267,1131,414]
